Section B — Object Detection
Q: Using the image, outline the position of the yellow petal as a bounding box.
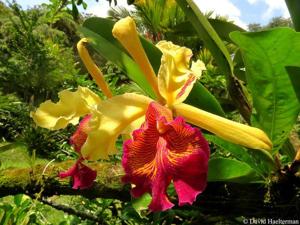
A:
[81,93,152,160]
[156,41,205,106]
[174,103,272,151]
[112,17,163,102]
[30,87,101,130]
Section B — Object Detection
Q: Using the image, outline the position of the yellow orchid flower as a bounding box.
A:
[30,15,274,209]
[78,16,272,162]
[31,16,272,162]
[77,17,272,210]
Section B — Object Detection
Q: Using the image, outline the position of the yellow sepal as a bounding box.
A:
[112,17,163,102]
[174,103,272,151]
[30,86,101,130]
[77,38,113,98]
[156,41,205,106]
[81,93,152,160]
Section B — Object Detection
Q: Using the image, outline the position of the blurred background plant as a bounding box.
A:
[0,0,299,224]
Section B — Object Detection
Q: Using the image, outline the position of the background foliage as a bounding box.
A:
[0,0,299,224]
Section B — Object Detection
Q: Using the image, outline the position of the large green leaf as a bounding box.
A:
[205,135,275,177]
[79,27,156,98]
[175,0,234,78]
[286,66,300,103]
[169,19,245,42]
[185,82,225,116]
[231,28,300,151]
[285,0,300,31]
[208,158,262,183]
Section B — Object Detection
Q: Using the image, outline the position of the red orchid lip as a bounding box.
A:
[122,102,210,211]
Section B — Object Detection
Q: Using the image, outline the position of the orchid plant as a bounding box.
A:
[31,16,272,211]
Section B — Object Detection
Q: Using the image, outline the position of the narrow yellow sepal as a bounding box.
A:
[174,103,272,151]
[30,86,101,130]
[112,17,163,102]
[77,38,113,98]
[156,41,205,106]
[81,93,152,160]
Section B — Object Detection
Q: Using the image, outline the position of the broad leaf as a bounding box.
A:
[205,134,275,177]
[185,82,225,116]
[286,66,300,103]
[231,28,300,151]
[208,158,262,183]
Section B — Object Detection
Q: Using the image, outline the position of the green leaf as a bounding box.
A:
[175,0,234,79]
[79,27,156,99]
[185,82,225,116]
[230,28,300,151]
[132,193,152,217]
[170,19,245,42]
[286,66,300,103]
[208,158,262,183]
[205,135,275,177]
[285,0,300,31]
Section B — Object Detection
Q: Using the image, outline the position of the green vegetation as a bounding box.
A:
[0,0,299,224]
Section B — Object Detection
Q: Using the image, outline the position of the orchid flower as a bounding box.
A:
[30,16,272,210]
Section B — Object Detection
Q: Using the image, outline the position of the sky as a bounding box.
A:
[18,0,290,29]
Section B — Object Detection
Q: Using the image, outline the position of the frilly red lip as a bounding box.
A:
[122,102,210,211]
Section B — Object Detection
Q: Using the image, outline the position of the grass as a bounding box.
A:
[0,142,49,170]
